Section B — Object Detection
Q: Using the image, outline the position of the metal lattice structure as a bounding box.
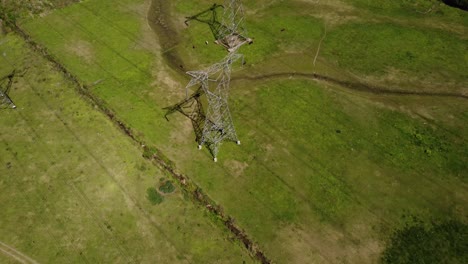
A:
[185,0,252,52]
[216,0,252,52]
[177,0,251,161]
[185,53,243,161]
[0,70,17,109]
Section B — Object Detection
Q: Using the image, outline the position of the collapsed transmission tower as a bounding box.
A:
[183,0,251,161]
[0,70,17,109]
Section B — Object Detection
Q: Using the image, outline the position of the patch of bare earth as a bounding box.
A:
[66,40,94,64]
[359,67,467,95]
[223,159,249,177]
[127,0,161,53]
[294,0,360,27]
[275,223,382,264]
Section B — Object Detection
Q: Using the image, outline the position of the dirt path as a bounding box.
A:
[0,241,39,264]
[232,72,468,99]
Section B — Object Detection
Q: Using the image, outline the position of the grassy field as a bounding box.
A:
[0,34,252,263]
[1,0,467,263]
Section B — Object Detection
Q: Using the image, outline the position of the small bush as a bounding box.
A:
[142,146,158,159]
[146,187,164,205]
[159,181,175,194]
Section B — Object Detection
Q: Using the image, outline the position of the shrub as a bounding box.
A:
[146,187,164,205]
[142,146,158,159]
[159,181,175,194]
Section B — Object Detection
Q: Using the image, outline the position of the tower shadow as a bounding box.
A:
[184,4,225,41]
[164,87,228,159]
[184,3,252,52]
[163,87,206,144]
[0,70,17,110]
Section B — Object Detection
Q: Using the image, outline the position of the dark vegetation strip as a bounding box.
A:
[441,0,468,11]
[148,0,186,74]
[2,18,271,264]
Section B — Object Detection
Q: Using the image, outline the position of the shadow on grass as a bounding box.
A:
[163,86,206,145]
[0,70,17,110]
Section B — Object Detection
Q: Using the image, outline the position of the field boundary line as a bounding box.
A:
[0,241,39,264]
[4,20,271,264]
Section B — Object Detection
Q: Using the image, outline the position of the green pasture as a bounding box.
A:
[2,0,467,263]
[0,34,251,263]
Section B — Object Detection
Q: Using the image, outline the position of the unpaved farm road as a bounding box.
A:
[0,241,39,264]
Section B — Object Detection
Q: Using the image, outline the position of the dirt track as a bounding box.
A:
[232,72,468,99]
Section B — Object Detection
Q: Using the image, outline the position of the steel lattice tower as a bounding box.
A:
[216,0,252,52]
[183,0,251,161]
[185,53,243,161]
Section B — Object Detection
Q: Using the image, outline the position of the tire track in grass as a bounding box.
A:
[0,241,39,264]
[232,72,468,100]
